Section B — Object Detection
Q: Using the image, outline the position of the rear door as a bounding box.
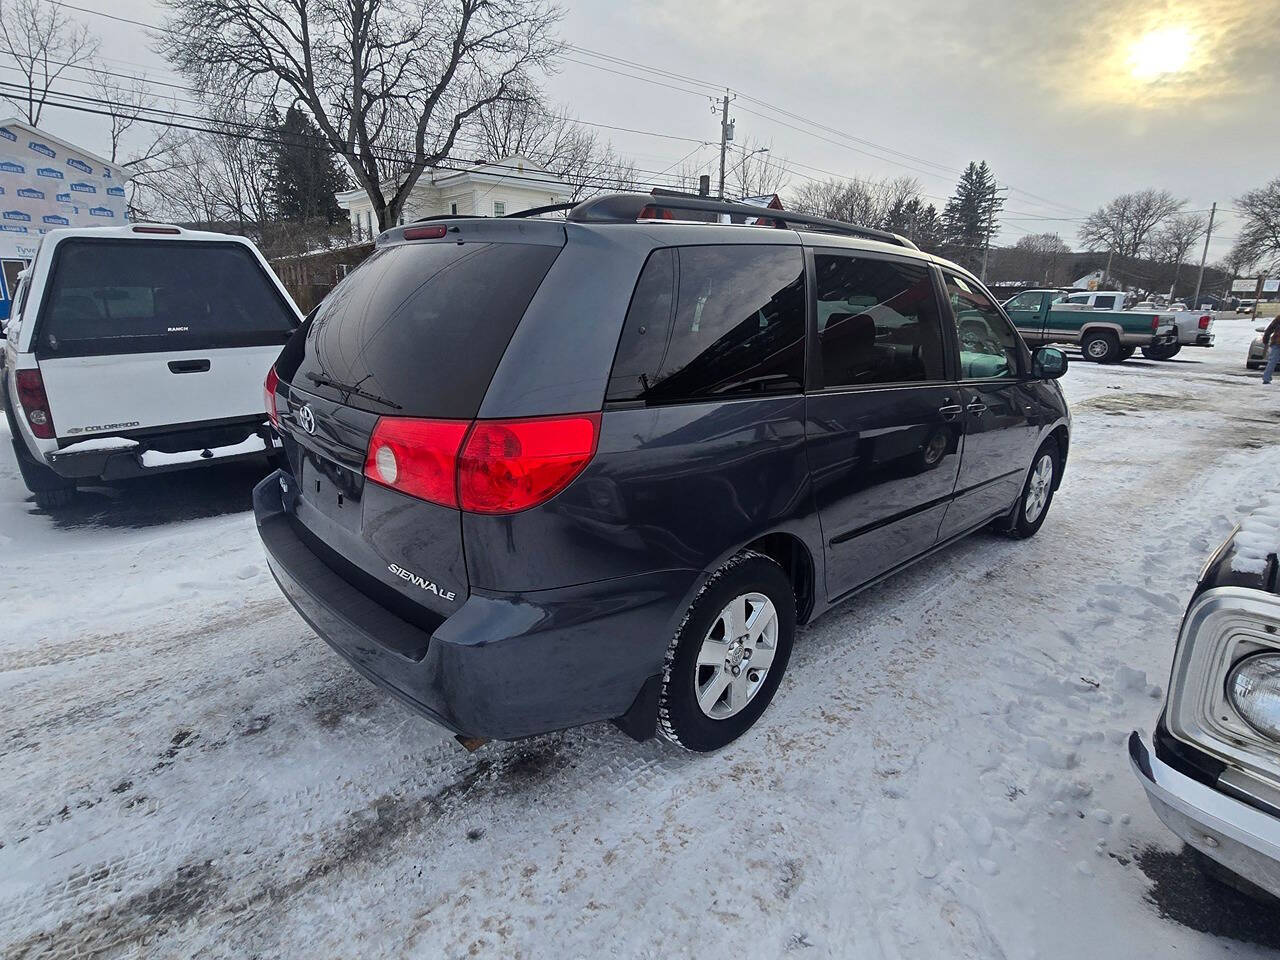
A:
[31,237,298,437]
[1003,290,1048,344]
[937,271,1040,539]
[274,230,565,621]
[804,249,963,600]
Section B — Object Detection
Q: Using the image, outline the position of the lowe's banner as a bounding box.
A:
[1232,277,1280,294]
[0,124,129,262]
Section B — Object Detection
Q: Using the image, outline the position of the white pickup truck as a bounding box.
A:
[4,224,301,508]
[1131,301,1215,359]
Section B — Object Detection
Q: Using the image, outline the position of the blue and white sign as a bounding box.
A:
[69,181,95,193]
[55,191,70,203]
[106,185,125,197]
[0,224,29,233]
[88,206,114,218]
[67,157,92,174]
[0,161,25,174]
[37,167,63,179]
[3,210,31,222]
[28,141,55,159]
[0,127,15,142]
[42,214,68,225]
[16,187,43,200]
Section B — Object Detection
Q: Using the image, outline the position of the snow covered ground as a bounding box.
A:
[2,316,1279,959]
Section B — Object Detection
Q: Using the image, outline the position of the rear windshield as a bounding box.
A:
[35,238,297,357]
[281,239,562,419]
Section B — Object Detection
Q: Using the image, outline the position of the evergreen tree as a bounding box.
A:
[266,106,349,225]
[942,161,1003,270]
[884,197,943,252]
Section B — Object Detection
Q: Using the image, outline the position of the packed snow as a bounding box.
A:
[1232,506,1280,575]
[137,433,266,468]
[55,436,138,454]
[2,316,1280,958]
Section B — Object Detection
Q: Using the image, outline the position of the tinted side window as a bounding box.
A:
[1093,295,1115,309]
[606,245,805,405]
[945,273,1024,380]
[813,254,946,387]
[1005,291,1043,311]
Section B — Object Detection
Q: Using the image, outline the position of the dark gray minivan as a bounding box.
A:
[256,193,1070,752]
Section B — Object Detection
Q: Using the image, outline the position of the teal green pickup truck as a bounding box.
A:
[1002,289,1177,364]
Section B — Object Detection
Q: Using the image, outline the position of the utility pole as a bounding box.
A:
[1191,201,1216,309]
[1103,247,1114,288]
[716,90,733,200]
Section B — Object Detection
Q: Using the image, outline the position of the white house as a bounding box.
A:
[0,117,130,320]
[336,156,571,239]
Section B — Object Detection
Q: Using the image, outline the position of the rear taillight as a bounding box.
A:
[264,366,280,428]
[365,418,470,508]
[458,414,601,514]
[363,413,601,514]
[1151,315,1160,331]
[1199,315,1211,330]
[15,368,55,439]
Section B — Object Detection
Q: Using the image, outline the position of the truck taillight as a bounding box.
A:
[264,366,281,428]
[364,413,601,514]
[1151,315,1160,331]
[15,368,55,439]
[1199,315,1211,330]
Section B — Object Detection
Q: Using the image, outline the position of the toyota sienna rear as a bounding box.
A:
[257,194,1071,751]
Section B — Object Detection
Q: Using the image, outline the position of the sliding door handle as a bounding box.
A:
[966,401,988,416]
[938,404,963,420]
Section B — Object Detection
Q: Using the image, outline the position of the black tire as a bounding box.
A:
[1005,441,1059,539]
[657,551,796,752]
[1118,346,1136,361]
[1247,362,1262,370]
[1141,343,1182,361]
[1081,330,1120,363]
[6,402,77,504]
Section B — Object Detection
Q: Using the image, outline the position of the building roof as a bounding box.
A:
[0,116,128,179]
[335,155,569,209]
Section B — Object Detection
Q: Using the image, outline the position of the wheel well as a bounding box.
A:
[1047,426,1069,489]
[1080,325,1119,342]
[745,532,816,624]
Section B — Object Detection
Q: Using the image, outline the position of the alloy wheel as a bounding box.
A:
[1024,453,1054,522]
[694,592,779,719]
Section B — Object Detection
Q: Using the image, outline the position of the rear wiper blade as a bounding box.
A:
[305,373,403,410]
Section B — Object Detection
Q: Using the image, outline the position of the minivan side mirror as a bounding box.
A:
[1032,346,1068,379]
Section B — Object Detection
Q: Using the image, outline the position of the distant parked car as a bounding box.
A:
[3,224,302,508]
[1131,517,1280,902]
[1239,300,1257,314]
[1169,301,1189,312]
[257,192,1072,751]
[1248,327,1269,370]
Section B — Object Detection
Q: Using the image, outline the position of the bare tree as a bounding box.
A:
[1230,178,1280,276]
[729,139,788,200]
[1078,189,1184,260]
[0,0,99,125]
[162,0,562,231]
[1151,212,1209,296]
[1011,232,1072,285]
[790,174,920,228]
[471,93,634,202]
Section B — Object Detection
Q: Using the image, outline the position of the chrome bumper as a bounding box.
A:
[1129,732,1280,898]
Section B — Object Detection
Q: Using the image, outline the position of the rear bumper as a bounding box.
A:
[254,470,693,740]
[47,420,274,480]
[1129,732,1280,898]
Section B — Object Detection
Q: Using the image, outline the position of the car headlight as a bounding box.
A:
[1228,653,1280,742]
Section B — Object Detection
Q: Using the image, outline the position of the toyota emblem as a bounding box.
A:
[298,404,316,435]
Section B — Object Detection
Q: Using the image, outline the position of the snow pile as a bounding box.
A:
[57,436,138,453]
[139,434,265,468]
[1230,505,1280,574]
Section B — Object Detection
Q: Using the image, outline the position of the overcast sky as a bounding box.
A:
[17,0,1280,261]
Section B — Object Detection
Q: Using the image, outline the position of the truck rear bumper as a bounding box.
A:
[46,419,274,480]
[255,470,694,740]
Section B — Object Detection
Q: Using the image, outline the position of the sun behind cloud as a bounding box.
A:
[1128,25,1195,80]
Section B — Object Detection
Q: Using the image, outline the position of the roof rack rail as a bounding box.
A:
[566,192,917,250]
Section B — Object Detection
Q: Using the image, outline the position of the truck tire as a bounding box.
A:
[1118,346,1136,361]
[1141,343,1182,361]
[1082,330,1120,363]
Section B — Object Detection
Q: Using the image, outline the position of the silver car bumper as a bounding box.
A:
[1129,732,1280,898]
